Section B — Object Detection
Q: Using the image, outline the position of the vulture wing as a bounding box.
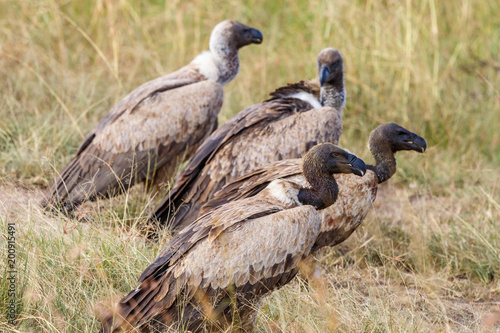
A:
[313,171,378,251]
[201,158,303,213]
[43,78,223,210]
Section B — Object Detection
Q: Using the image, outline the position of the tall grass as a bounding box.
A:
[0,0,499,331]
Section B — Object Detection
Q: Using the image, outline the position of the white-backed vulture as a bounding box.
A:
[41,20,263,213]
[100,143,366,332]
[204,123,427,252]
[151,47,346,233]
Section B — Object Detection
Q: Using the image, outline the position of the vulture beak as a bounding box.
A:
[346,153,367,177]
[405,134,427,153]
[319,65,330,87]
[250,28,263,44]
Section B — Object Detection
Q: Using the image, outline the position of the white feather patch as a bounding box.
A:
[289,92,322,109]
[192,51,219,81]
[267,179,301,206]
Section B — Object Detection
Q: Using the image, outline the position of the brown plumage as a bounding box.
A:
[99,144,366,332]
[151,47,346,233]
[41,20,263,213]
[204,123,427,252]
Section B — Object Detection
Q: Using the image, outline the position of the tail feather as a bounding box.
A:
[101,278,163,332]
[41,156,84,212]
[100,275,185,332]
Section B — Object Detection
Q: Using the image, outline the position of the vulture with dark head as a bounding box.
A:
[41,20,263,213]
[205,123,427,252]
[152,47,346,233]
[100,143,366,332]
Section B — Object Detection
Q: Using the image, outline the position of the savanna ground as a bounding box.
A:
[0,0,499,332]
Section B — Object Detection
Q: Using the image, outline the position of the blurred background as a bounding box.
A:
[0,0,499,332]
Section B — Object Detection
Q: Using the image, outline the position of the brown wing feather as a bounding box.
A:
[153,103,342,233]
[267,79,320,101]
[93,66,204,132]
[143,195,290,282]
[101,204,320,332]
[201,159,303,213]
[42,78,223,210]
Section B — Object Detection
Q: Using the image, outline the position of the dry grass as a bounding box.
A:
[0,0,499,332]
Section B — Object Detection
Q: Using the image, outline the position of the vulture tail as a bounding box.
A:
[40,156,85,213]
[100,277,167,333]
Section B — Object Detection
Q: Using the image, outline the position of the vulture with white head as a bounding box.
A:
[41,20,263,213]
[204,123,427,252]
[151,47,346,233]
[100,143,366,332]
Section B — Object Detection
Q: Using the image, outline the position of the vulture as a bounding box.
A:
[41,20,263,213]
[100,143,367,332]
[204,123,427,252]
[152,47,346,233]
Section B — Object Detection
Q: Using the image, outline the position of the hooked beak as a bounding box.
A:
[250,28,263,44]
[346,153,367,177]
[319,65,330,86]
[404,134,427,153]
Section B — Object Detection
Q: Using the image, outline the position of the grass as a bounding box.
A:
[0,0,499,331]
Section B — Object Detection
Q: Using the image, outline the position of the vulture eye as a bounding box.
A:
[331,152,343,158]
[333,60,340,68]
[397,131,407,136]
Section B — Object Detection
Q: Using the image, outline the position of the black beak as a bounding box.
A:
[319,65,330,87]
[250,28,263,44]
[346,153,367,177]
[406,134,427,153]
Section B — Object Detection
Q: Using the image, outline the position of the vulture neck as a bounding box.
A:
[211,46,239,86]
[320,71,345,110]
[298,161,339,210]
[367,139,397,184]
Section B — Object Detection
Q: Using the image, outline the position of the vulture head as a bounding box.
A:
[369,123,427,154]
[304,143,367,179]
[299,143,366,209]
[317,48,344,87]
[210,20,263,52]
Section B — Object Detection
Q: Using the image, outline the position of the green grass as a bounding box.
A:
[0,0,499,331]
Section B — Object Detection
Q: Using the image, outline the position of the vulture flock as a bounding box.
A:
[41,20,427,332]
